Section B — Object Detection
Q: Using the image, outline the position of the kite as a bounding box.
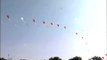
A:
[6,15,10,19]
[21,17,24,20]
[51,23,53,25]
[82,37,83,39]
[85,42,88,45]
[57,24,59,27]
[64,26,66,29]
[21,17,25,23]
[4,14,69,30]
[76,32,78,35]
[106,54,107,56]
[43,21,45,24]
[33,19,35,22]
[102,57,104,59]
[20,17,24,22]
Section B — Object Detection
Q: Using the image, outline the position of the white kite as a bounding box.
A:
[21,17,25,23]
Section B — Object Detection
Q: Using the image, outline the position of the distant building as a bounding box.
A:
[20,59,26,60]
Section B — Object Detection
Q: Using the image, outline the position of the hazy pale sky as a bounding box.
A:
[1,0,106,60]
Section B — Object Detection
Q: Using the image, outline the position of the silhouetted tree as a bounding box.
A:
[69,56,82,60]
[49,56,62,60]
[0,58,6,60]
[89,56,102,60]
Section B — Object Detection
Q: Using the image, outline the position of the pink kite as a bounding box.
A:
[106,54,107,56]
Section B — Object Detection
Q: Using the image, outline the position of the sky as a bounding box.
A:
[1,0,106,60]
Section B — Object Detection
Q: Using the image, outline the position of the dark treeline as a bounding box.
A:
[0,58,6,60]
[0,56,103,60]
